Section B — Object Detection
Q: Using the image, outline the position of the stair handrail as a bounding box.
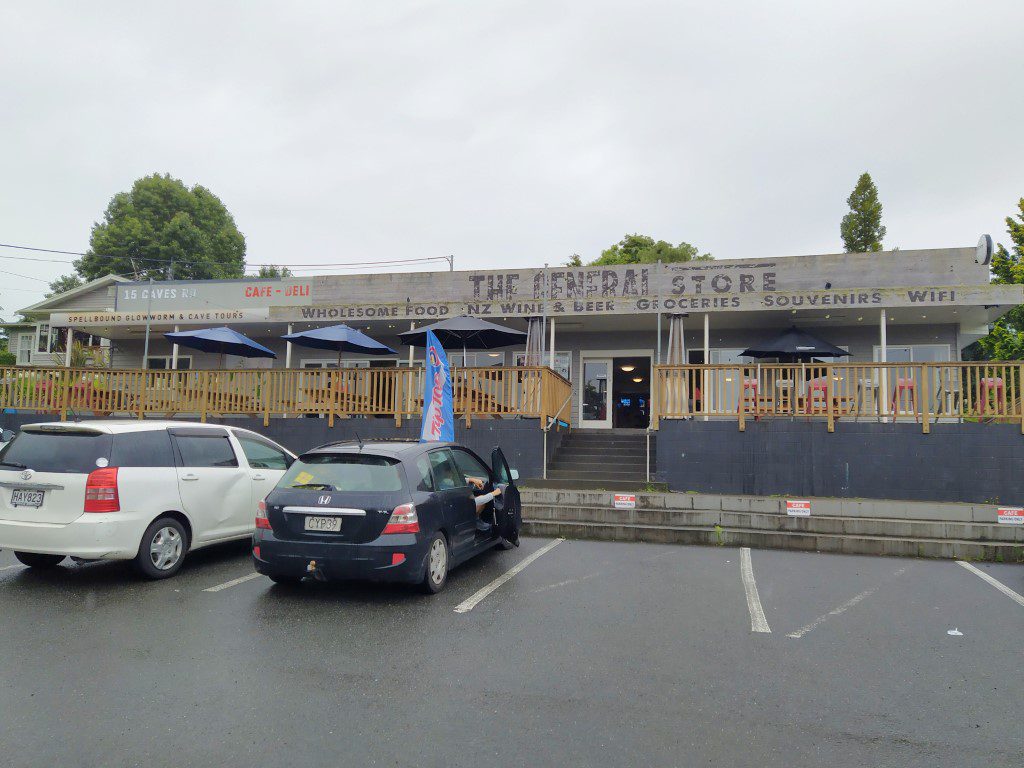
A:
[542,390,574,481]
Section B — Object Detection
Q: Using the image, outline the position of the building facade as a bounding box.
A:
[15,244,1023,428]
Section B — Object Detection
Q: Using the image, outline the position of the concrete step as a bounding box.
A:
[550,457,648,469]
[546,469,648,481]
[554,448,652,458]
[522,504,1024,544]
[520,479,669,492]
[521,519,1024,561]
[519,489,1024,561]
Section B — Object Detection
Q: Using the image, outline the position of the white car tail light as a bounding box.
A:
[84,467,120,513]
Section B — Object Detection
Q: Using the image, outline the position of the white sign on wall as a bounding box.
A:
[996,507,1024,525]
[786,500,811,517]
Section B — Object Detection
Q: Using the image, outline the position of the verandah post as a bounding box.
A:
[921,364,930,434]
[826,364,834,433]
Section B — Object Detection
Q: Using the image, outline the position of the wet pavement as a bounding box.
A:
[0,538,1021,767]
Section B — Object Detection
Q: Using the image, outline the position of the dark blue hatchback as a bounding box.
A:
[252,440,521,593]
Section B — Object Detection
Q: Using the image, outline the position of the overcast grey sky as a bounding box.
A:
[1,1,1021,311]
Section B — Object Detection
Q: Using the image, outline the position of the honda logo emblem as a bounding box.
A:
[318,495,332,505]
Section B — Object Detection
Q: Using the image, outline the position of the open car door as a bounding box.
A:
[490,447,521,546]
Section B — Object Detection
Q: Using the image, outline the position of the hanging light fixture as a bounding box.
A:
[620,364,635,372]
[632,376,643,383]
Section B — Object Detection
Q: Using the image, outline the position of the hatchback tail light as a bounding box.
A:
[382,503,419,534]
[256,499,272,530]
[84,467,120,513]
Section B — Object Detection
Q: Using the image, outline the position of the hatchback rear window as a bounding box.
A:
[280,454,404,492]
[0,430,112,474]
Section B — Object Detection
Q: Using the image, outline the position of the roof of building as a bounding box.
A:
[18,274,128,316]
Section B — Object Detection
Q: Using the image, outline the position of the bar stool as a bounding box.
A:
[804,377,828,414]
[738,379,759,418]
[979,377,1005,415]
[891,377,918,422]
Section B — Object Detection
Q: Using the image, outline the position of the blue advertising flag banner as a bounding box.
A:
[420,330,454,442]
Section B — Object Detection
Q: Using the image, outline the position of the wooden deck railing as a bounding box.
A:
[0,366,573,429]
[652,362,1024,434]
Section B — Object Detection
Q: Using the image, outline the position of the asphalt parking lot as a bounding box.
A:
[1,538,1022,768]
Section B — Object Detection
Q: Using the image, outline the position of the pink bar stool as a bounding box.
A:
[890,377,918,422]
[738,379,759,419]
[804,377,828,414]
[979,377,1005,414]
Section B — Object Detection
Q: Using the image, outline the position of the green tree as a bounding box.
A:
[975,198,1024,360]
[75,173,246,282]
[46,273,84,297]
[589,233,711,265]
[840,172,886,252]
[565,254,583,267]
[256,264,293,278]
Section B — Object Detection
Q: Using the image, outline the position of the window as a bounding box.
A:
[173,435,238,468]
[36,324,50,353]
[0,430,113,474]
[110,430,175,468]
[450,352,505,368]
[146,356,192,370]
[451,448,490,485]
[428,449,464,490]
[413,454,435,492]
[872,344,951,363]
[16,333,32,365]
[514,350,571,380]
[280,454,404,492]
[235,435,291,470]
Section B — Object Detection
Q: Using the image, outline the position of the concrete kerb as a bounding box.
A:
[522,489,1004,524]
[520,488,1024,559]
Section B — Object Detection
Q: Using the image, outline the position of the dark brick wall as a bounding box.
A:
[655,420,1024,505]
[0,414,549,479]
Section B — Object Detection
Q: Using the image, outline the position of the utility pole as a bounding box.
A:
[142,278,154,368]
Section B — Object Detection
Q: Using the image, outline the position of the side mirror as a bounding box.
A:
[510,469,520,481]
[0,429,15,443]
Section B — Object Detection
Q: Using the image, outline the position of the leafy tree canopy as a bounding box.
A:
[584,234,711,266]
[840,172,886,253]
[256,264,293,278]
[75,173,246,282]
[975,198,1024,360]
[46,273,84,297]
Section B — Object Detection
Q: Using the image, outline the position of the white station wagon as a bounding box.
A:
[0,421,295,579]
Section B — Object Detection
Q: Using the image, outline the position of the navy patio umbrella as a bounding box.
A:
[398,315,527,364]
[741,326,850,362]
[282,324,396,367]
[164,326,277,365]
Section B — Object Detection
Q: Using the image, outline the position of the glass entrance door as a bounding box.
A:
[580,358,612,428]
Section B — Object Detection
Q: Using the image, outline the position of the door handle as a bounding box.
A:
[181,474,199,481]
[251,474,266,481]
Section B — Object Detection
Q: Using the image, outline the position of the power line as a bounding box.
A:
[0,267,50,283]
[0,242,452,271]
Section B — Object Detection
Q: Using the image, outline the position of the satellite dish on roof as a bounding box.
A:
[976,234,993,265]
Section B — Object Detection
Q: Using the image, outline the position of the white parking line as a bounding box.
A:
[454,538,564,613]
[787,567,906,639]
[740,547,771,633]
[0,565,19,571]
[203,572,263,593]
[957,561,1024,609]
